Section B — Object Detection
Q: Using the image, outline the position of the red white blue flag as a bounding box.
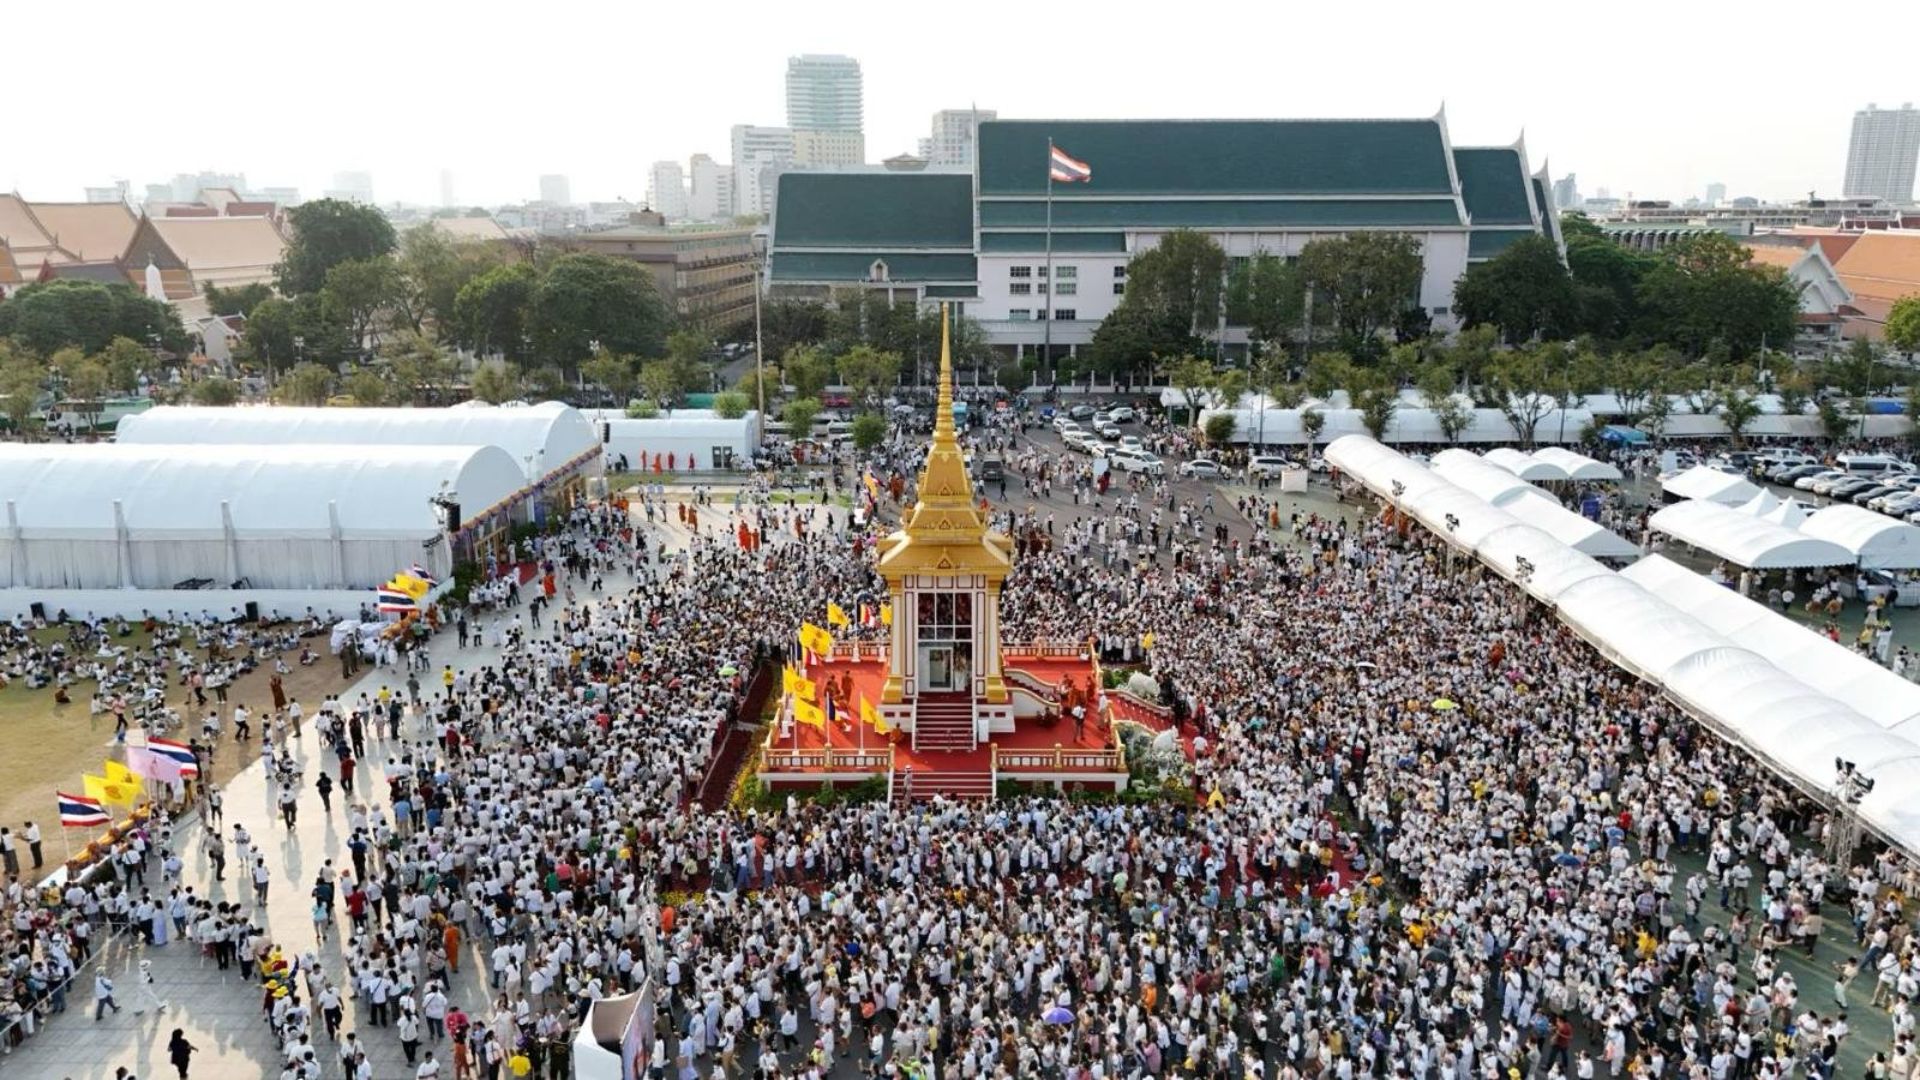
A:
[1049,145,1091,183]
[58,792,110,827]
[148,737,200,778]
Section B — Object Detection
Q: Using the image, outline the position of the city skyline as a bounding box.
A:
[4,0,1915,209]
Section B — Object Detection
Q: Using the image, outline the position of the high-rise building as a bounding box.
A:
[688,154,735,222]
[786,54,863,133]
[1551,174,1581,211]
[731,125,795,218]
[539,174,572,206]
[1844,104,1920,203]
[327,171,374,204]
[1704,181,1726,207]
[439,170,456,208]
[928,109,996,168]
[648,161,689,221]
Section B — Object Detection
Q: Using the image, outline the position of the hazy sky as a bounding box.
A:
[9,0,1915,207]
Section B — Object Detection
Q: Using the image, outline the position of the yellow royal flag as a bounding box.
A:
[879,603,893,627]
[782,665,799,695]
[103,760,140,788]
[388,573,431,601]
[84,773,138,808]
[826,602,851,630]
[793,698,826,729]
[861,696,891,736]
[798,622,834,657]
[790,671,817,704]
[1141,632,1156,651]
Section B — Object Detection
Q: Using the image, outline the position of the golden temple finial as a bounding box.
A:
[903,304,984,542]
[933,303,956,446]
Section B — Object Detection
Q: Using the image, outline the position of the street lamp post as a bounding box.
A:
[1829,758,1876,864]
[751,233,768,449]
[1444,512,1459,571]
[1513,555,1535,625]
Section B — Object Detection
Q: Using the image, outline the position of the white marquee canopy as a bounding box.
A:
[1648,500,1856,569]
[1660,465,1761,506]
[1799,504,1920,569]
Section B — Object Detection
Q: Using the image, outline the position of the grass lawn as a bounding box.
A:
[0,624,359,867]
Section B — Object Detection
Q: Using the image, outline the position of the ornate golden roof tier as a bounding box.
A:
[876,304,1013,581]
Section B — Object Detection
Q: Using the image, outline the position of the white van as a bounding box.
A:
[1108,447,1165,476]
[1837,453,1911,477]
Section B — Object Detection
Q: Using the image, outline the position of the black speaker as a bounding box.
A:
[29,602,46,620]
[446,502,461,533]
[244,601,260,622]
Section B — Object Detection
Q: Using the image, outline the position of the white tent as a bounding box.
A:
[583,408,761,473]
[1660,466,1761,506]
[1531,447,1623,482]
[0,443,523,590]
[1199,405,1595,446]
[1621,555,1920,731]
[1552,575,1729,683]
[1323,435,1446,502]
[1431,450,1557,507]
[1733,490,1782,517]
[1759,500,1812,528]
[1648,500,1856,569]
[117,401,602,487]
[1484,447,1566,482]
[1431,452,1636,557]
[1473,524,1615,602]
[1799,504,1920,569]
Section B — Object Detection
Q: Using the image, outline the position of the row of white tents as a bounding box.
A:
[1180,388,1913,446]
[1326,434,1920,856]
[1654,466,1920,570]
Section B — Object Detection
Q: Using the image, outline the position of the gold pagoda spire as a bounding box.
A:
[903,304,986,542]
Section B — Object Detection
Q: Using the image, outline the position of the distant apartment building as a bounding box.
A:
[1844,104,1920,204]
[648,161,689,221]
[731,125,795,218]
[327,171,374,204]
[793,130,864,168]
[567,226,757,330]
[928,109,995,168]
[1704,182,1726,206]
[1595,197,1903,230]
[1551,174,1581,211]
[786,55,863,134]
[539,174,572,206]
[84,182,131,205]
[688,155,735,222]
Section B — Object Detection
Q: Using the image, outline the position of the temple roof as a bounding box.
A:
[876,305,1012,579]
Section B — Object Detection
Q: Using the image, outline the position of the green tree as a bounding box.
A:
[0,349,46,437]
[97,336,149,396]
[1640,390,1675,440]
[1719,388,1763,446]
[530,253,672,370]
[321,258,406,355]
[1300,407,1327,458]
[0,280,188,356]
[454,263,538,364]
[277,362,333,406]
[782,397,822,440]
[1122,229,1228,339]
[838,344,903,406]
[1776,368,1814,416]
[1561,213,1654,338]
[396,224,508,337]
[1084,301,1192,384]
[996,361,1033,392]
[637,359,685,410]
[1635,232,1799,358]
[625,399,660,419]
[1829,338,1887,398]
[1210,369,1249,411]
[1202,412,1238,446]
[712,390,750,420]
[380,331,457,404]
[1818,398,1852,442]
[850,411,888,452]
[276,199,398,295]
[782,345,833,401]
[1297,233,1424,355]
[1451,236,1576,344]
[1485,346,1555,447]
[65,357,110,432]
[1417,360,1471,443]
[190,376,240,406]
[1348,366,1399,441]
[1225,253,1307,348]
[748,301,833,371]
[469,360,520,405]
[343,368,389,406]
[582,353,637,405]
[524,365,567,401]
[1304,351,1352,402]
[1167,356,1215,425]
[1888,295,1920,356]
[202,282,275,319]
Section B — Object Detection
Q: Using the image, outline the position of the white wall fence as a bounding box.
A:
[0,588,377,624]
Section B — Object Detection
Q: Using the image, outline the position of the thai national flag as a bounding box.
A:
[1049,145,1091,183]
[148,737,200,778]
[377,587,416,614]
[58,792,110,827]
[409,564,439,586]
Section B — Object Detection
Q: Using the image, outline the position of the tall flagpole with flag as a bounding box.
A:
[1043,141,1091,384]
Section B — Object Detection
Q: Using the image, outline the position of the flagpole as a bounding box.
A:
[1044,136,1055,383]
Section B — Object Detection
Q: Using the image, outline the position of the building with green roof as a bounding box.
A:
[769,110,1557,359]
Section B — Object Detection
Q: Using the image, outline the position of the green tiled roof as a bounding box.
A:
[1531,178,1561,246]
[770,251,978,283]
[1467,229,1539,259]
[978,119,1455,196]
[979,231,1128,254]
[923,285,979,299]
[772,173,973,249]
[979,198,1461,229]
[1453,149,1534,226]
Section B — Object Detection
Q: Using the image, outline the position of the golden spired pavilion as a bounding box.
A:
[755,305,1157,800]
[873,306,1015,749]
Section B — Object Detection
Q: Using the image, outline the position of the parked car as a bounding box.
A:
[1247,454,1291,478]
[1107,406,1138,423]
[1108,447,1164,476]
[1822,476,1878,498]
[1850,484,1903,506]
[1068,404,1098,421]
[1878,492,1920,516]
[1179,458,1226,479]
[1795,469,1846,491]
[1771,463,1826,483]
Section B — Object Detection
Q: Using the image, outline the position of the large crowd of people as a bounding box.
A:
[3,421,1919,1080]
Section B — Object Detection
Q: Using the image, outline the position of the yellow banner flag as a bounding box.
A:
[826,602,851,629]
[793,698,826,729]
[1141,632,1156,651]
[879,603,893,627]
[84,773,138,807]
[388,572,432,601]
[782,665,798,695]
[798,622,834,657]
[789,671,816,703]
[861,696,891,736]
[103,760,140,788]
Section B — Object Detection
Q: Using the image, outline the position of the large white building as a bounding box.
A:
[688,154,735,222]
[648,161,689,221]
[928,108,995,168]
[769,111,1562,361]
[785,54,862,134]
[1844,103,1920,204]
[731,125,795,218]
[793,130,864,168]
[539,174,573,206]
